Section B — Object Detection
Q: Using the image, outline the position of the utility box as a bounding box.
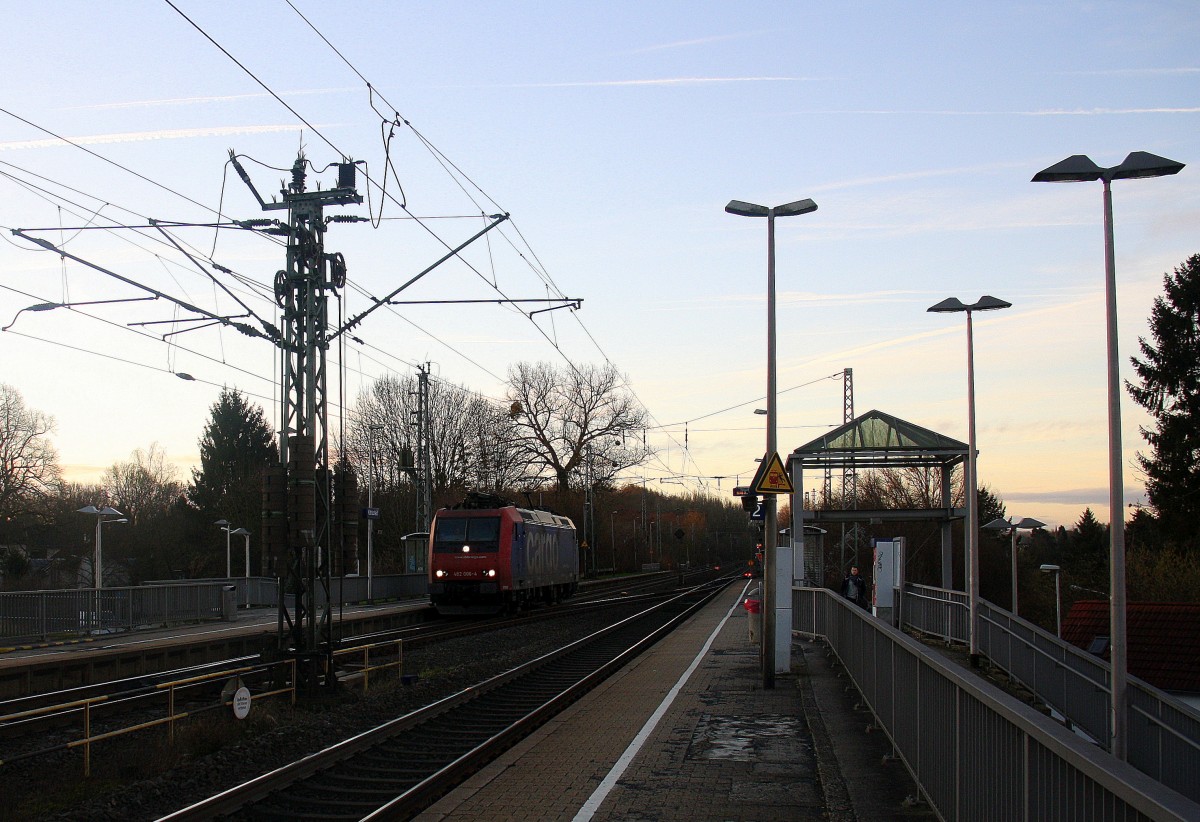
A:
[221,585,238,621]
[872,538,905,626]
[774,538,793,674]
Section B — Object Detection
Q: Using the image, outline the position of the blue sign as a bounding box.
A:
[749,503,764,521]
[363,507,381,520]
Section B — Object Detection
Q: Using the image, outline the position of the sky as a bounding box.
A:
[0,1,1197,530]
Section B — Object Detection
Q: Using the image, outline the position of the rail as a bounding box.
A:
[0,659,297,776]
[902,582,1200,803]
[0,632,414,776]
[794,586,1200,821]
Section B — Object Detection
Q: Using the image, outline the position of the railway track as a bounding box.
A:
[159,579,729,822]
[0,574,720,777]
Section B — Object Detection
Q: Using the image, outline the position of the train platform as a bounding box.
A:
[416,581,931,822]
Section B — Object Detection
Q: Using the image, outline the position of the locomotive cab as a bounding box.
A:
[428,496,578,615]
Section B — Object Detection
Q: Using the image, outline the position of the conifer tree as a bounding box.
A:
[1129,253,1200,550]
[188,389,277,542]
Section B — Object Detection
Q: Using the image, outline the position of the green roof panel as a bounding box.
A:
[789,409,967,469]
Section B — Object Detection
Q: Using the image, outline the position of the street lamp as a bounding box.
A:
[1033,150,1184,760]
[231,527,251,608]
[77,506,126,589]
[726,195,818,690]
[231,528,251,576]
[367,424,384,600]
[982,516,1045,617]
[929,295,1011,665]
[215,520,236,579]
[1040,564,1062,638]
[610,509,619,574]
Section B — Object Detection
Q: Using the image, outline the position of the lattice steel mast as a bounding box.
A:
[239,153,362,685]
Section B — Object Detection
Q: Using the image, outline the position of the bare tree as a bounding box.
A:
[349,373,524,495]
[0,383,62,518]
[103,443,182,525]
[506,361,652,492]
[855,466,951,509]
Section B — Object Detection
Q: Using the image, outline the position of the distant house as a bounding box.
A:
[1062,600,1200,710]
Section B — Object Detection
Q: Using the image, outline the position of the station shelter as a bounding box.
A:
[786,409,970,592]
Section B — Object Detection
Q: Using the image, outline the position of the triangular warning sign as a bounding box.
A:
[750,452,794,495]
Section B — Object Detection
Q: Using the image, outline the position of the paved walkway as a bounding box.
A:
[416,583,932,821]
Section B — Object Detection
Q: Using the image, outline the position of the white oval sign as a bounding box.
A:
[232,686,252,720]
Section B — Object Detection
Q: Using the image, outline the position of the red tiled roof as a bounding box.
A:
[1061,600,1200,693]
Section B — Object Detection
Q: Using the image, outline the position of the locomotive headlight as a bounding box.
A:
[435,569,445,578]
[461,545,471,553]
[486,569,496,577]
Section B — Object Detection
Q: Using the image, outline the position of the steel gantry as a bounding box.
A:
[234,153,364,685]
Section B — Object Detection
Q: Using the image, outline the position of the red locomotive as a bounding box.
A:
[428,493,579,614]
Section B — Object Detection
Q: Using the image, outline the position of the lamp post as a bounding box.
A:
[231,527,251,607]
[231,527,251,576]
[215,520,235,579]
[982,516,1045,616]
[77,506,126,589]
[1033,150,1184,760]
[928,295,1011,665]
[726,196,818,689]
[1040,564,1062,638]
[367,423,383,600]
[610,509,619,574]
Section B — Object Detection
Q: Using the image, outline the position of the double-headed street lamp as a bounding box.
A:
[982,516,1045,617]
[77,506,126,589]
[726,196,818,690]
[1033,150,1184,761]
[928,295,1011,665]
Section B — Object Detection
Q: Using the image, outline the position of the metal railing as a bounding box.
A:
[0,584,230,643]
[1,574,433,644]
[902,582,1200,803]
[0,659,297,776]
[794,586,1200,821]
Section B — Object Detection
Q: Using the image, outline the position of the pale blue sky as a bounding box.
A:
[1,2,1197,527]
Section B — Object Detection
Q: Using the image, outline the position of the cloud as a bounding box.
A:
[504,76,806,88]
[61,88,356,111]
[0,124,309,151]
[779,107,1200,117]
[1059,67,1200,77]
[1027,107,1200,116]
[643,288,931,312]
[631,32,766,54]
[1004,487,1145,506]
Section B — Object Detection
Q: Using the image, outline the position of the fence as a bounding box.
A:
[899,582,1200,806]
[794,586,1200,821]
[0,573,430,643]
[0,583,229,643]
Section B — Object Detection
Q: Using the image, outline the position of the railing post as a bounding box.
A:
[83,700,91,777]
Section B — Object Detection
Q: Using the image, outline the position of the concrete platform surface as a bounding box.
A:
[416,582,934,822]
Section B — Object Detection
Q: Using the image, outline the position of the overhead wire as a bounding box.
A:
[5,6,814,496]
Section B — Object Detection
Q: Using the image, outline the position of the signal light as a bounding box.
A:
[740,493,759,512]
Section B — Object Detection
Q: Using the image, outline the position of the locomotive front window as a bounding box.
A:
[433,516,501,553]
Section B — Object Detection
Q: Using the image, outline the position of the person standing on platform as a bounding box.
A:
[842,565,868,609]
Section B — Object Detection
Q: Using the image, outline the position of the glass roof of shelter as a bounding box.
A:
[788,409,967,470]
